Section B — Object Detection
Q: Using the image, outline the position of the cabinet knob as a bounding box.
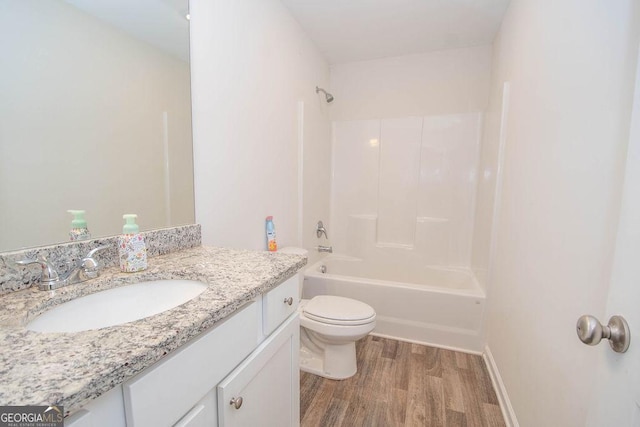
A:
[283,297,293,306]
[229,396,243,410]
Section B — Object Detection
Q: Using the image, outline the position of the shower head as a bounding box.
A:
[316,86,334,103]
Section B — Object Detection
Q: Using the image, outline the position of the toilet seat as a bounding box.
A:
[302,295,376,326]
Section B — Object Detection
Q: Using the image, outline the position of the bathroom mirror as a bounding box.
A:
[0,0,195,252]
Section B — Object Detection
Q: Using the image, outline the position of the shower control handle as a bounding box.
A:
[576,314,630,353]
[316,221,328,239]
[284,297,293,306]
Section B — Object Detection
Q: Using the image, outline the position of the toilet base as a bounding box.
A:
[299,340,357,380]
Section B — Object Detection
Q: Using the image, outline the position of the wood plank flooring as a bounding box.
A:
[300,336,506,427]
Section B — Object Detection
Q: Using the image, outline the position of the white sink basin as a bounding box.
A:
[27,280,207,333]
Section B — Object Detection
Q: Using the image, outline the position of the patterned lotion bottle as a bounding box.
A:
[68,210,91,241]
[118,214,147,272]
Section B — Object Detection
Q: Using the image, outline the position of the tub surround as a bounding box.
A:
[0,244,306,417]
[0,224,202,294]
[331,114,482,268]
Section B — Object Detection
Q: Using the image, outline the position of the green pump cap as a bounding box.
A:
[68,210,87,228]
[122,214,139,234]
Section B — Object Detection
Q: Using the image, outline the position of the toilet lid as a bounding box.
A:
[303,295,376,326]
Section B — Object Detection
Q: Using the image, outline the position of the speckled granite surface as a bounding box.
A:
[0,224,201,294]
[0,246,306,416]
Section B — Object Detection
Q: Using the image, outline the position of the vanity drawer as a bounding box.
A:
[123,300,260,427]
[262,275,299,336]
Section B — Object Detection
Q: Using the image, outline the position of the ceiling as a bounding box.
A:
[280,0,511,64]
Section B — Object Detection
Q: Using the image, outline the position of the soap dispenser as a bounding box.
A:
[68,210,91,241]
[118,214,147,273]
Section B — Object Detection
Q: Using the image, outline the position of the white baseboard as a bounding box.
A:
[483,345,519,427]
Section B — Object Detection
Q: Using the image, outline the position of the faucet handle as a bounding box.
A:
[16,256,60,284]
[85,245,110,259]
[81,245,110,275]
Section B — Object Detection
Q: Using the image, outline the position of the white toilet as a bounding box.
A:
[279,247,376,380]
[299,295,376,380]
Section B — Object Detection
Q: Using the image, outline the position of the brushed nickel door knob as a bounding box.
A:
[284,297,293,306]
[576,315,630,353]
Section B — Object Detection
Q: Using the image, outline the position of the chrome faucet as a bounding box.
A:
[317,245,333,253]
[316,220,328,239]
[17,245,110,291]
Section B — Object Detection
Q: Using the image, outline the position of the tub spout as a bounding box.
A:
[317,245,333,253]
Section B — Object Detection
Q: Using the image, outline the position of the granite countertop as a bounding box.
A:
[0,246,306,416]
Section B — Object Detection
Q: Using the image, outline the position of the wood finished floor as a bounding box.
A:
[300,336,506,427]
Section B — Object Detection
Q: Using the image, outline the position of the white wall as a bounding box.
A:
[189,0,330,252]
[300,100,332,265]
[0,0,193,251]
[482,1,640,426]
[329,46,492,121]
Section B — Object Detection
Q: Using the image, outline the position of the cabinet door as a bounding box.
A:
[218,314,299,427]
[173,389,217,427]
[262,275,299,336]
[65,386,126,427]
[124,301,259,427]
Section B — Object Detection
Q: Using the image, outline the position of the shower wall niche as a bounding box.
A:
[331,113,482,268]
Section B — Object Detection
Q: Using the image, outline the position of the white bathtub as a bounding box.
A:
[303,255,486,352]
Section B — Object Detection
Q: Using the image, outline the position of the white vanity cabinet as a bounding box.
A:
[65,275,300,427]
[217,308,299,427]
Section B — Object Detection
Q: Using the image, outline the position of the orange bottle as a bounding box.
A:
[266,216,277,252]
